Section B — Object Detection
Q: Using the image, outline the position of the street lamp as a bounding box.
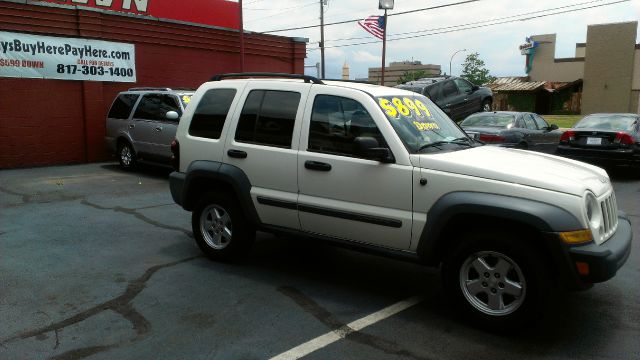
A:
[379,0,394,86]
[449,49,466,77]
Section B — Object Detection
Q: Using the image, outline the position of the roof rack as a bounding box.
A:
[321,79,375,85]
[127,87,195,92]
[210,72,324,84]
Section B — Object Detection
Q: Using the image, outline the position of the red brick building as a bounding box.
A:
[0,0,306,168]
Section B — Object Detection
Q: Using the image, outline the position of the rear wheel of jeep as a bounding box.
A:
[192,193,254,261]
[442,231,549,330]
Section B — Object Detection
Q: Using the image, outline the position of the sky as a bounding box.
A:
[241,0,640,80]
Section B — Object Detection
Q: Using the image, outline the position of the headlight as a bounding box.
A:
[585,192,603,230]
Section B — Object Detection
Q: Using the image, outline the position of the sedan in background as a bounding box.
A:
[556,113,640,169]
[460,111,561,153]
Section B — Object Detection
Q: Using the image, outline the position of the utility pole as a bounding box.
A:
[319,0,326,78]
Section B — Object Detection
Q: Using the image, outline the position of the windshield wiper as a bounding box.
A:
[418,138,472,152]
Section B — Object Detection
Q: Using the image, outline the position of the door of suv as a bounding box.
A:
[454,78,480,118]
[223,82,311,230]
[296,88,413,250]
[131,93,182,161]
[440,80,466,121]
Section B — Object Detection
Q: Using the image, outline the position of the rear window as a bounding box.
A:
[235,90,301,148]
[108,94,139,119]
[189,89,237,140]
[461,114,515,128]
[575,115,638,131]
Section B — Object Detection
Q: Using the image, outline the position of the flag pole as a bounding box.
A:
[381,9,387,86]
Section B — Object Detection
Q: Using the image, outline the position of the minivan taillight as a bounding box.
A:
[614,132,635,145]
[170,139,180,170]
[560,130,575,143]
[478,134,506,143]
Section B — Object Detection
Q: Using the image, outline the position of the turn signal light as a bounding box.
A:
[560,130,576,142]
[478,134,506,143]
[575,262,590,276]
[559,229,593,245]
[614,132,634,145]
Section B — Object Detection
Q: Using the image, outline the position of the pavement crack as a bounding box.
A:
[1,256,201,357]
[80,199,192,238]
[277,286,431,360]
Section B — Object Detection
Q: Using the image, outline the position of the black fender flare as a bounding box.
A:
[416,192,583,265]
[179,160,260,226]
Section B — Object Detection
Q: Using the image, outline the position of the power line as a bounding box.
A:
[260,0,482,34]
[325,0,607,43]
[245,1,317,23]
[305,0,630,51]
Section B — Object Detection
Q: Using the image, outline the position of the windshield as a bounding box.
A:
[575,115,637,131]
[461,113,515,128]
[376,94,469,153]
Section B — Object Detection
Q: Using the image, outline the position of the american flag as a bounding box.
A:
[358,15,385,40]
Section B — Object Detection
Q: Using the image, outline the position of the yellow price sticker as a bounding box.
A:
[182,95,191,104]
[379,97,432,119]
[413,121,440,131]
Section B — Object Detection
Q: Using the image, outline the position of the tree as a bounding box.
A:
[460,52,495,85]
[397,70,428,84]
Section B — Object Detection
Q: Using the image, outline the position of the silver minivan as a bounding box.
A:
[105,87,193,169]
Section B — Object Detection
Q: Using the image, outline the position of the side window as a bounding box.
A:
[454,79,473,94]
[189,89,237,139]
[425,85,440,101]
[441,81,459,98]
[514,116,525,128]
[308,95,385,158]
[133,94,182,121]
[108,94,139,119]
[533,115,549,129]
[523,114,537,130]
[235,90,300,148]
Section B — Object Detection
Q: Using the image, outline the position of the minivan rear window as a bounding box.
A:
[108,94,139,120]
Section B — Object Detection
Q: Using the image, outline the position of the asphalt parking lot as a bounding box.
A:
[1,163,638,360]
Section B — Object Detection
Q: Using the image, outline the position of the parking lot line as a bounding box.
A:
[270,295,424,360]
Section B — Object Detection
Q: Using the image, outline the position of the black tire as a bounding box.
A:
[442,230,550,331]
[117,141,137,170]
[192,192,255,261]
[482,99,492,112]
[516,142,528,150]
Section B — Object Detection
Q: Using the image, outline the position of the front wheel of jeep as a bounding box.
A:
[442,230,550,331]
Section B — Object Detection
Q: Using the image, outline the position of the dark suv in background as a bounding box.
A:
[396,76,493,122]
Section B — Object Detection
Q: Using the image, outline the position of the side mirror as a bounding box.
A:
[166,111,180,121]
[354,137,394,163]
[548,124,559,131]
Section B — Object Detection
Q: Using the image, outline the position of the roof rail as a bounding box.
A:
[322,79,375,85]
[128,87,172,91]
[210,72,324,84]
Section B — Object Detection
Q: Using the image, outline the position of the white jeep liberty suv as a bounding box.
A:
[169,73,632,328]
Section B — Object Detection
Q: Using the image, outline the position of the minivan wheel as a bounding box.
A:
[117,142,136,170]
[442,231,548,330]
[192,193,254,261]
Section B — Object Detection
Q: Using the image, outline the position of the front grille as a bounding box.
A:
[600,192,618,242]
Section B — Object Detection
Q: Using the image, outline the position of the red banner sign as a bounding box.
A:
[34,0,240,30]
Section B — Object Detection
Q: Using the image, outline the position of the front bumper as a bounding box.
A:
[568,215,633,283]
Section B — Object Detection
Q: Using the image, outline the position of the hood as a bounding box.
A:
[419,146,610,196]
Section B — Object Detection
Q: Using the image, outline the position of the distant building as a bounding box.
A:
[522,21,639,114]
[342,61,350,80]
[368,61,441,87]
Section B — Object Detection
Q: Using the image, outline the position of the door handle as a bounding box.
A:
[305,160,331,171]
[154,127,162,132]
[227,149,248,159]
[129,124,135,129]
